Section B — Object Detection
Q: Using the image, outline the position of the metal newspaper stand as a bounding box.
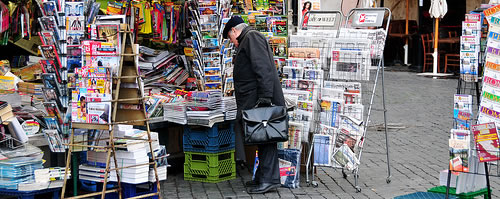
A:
[303,8,392,192]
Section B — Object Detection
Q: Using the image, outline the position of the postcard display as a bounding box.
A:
[294,9,391,192]
[37,1,166,198]
[441,5,500,197]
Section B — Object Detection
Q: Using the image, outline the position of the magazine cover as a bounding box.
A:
[273,19,287,36]
[71,89,90,123]
[64,2,84,16]
[66,31,84,46]
[82,40,119,56]
[43,117,60,132]
[39,31,58,47]
[44,101,63,124]
[86,93,111,124]
[39,59,58,74]
[96,24,121,53]
[39,45,59,61]
[42,1,57,16]
[471,123,500,162]
[43,129,65,153]
[66,16,84,31]
[42,88,58,102]
[41,73,62,96]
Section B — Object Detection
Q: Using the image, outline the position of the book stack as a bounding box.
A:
[0,156,43,189]
[185,91,224,127]
[17,82,44,98]
[34,167,67,183]
[222,97,236,121]
[460,13,481,82]
[81,128,162,184]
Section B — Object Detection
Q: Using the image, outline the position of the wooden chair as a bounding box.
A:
[422,34,439,72]
[444,54,460,73]
[444,31,460,73]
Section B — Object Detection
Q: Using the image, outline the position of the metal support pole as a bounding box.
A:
[382,58,391,183]
[485,163,492,199]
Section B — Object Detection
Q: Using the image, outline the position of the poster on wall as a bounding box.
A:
[299,0,321,29]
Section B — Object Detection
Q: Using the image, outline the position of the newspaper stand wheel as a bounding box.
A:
[356,186,361,193]
[311,181,319,188]
[386,177,391,184]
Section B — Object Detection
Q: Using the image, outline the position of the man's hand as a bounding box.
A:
[256,98,272,106]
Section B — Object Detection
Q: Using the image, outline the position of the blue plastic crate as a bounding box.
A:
[183,121,235,153]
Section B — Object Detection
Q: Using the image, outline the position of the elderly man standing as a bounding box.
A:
[222,16,285,194]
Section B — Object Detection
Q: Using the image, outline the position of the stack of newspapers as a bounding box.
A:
[223,96,237,121]
[185,91,224,127]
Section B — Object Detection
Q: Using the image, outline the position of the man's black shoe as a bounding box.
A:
[245,180,259,187]
[247,183,280,194]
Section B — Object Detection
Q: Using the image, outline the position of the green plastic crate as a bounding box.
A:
[427,186,489,199]
[184,150,236,183]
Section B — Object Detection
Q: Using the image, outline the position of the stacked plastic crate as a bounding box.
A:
[183,121,236,183]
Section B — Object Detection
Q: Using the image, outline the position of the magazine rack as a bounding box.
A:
[60,24,162,199]
[304,8,392,192]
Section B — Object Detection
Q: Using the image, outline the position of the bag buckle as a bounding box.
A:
[262,120,268,127]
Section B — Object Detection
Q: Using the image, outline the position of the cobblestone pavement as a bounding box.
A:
[161,71,500,198]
